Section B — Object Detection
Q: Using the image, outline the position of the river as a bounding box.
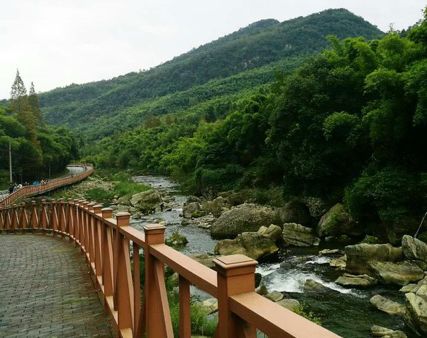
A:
[130,175,416,338]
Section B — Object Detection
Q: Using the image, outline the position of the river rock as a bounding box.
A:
[303,279,333,293]
[201,298,218,314]
[330,255,347,270]
[211,203,276,239]
[405,291,427,334]
[258,224,282,242]
[183,201,201,218]
[277,200,312,226]
[400,284,418,293]
[371,325,407,337]
[130,189,162,212]
[369,261,424,285]
[265,291,284,302]
[201,196,229,218]
[345,243,403,274]
[282,223,320,247]
[319,249,343,256]
[370,295,406,316]
[277,298,301,311]
[214,232,279,261]
[317,203,358,238]
[165,231,188,248]
[335,273,377,288]
[402,235,427,263]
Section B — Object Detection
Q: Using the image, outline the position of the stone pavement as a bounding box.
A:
[0,233,113,337]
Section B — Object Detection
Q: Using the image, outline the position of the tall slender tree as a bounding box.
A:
[28,82,42,126]
[9,70,37,144]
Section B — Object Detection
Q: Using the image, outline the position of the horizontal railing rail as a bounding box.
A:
[0,164,93,207]
[0,200,341,338]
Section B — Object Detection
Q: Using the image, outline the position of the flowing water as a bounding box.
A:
[131,175,417,338]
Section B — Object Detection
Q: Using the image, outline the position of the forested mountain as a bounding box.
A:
[84,8,427,243]
[40,8,382,135]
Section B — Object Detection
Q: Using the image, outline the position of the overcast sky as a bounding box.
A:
[0,0,425,99]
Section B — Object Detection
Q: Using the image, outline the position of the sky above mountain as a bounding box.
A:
[0,0,425,99]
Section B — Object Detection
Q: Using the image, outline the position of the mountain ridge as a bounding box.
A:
[39,8,383,134]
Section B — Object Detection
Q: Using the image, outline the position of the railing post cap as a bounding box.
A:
[213,254,257,276]
[93,204,103,213]
[101,207,113,218]
[143,223,166,232]
[116,211,131,217]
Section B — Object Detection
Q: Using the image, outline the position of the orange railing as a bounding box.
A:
[0,200,340,338]
[0,164,93,207]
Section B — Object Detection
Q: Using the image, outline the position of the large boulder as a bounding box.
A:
[370,295,406,316]
[201,196,229,218]
[405,291,427,334]
[258,224,282,242]
[282,223,320,247]
[371,325,407,337]
[345,243,403,274]
[368,261,424,286]
[402,235,427,263]
[277,201,312,226]
[335,273,377,288]
[211,203,276,239]
[183,202,201,218]
[214,232,279,261]
[130,189,162,212]
[317,203,358,238]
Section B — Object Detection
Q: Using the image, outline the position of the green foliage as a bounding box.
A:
[37,8,427,238]
[40,8,382,139]
[345,168,424,233]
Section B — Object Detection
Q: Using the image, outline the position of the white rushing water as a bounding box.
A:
[258,257,363,297]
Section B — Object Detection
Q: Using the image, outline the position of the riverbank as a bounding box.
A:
[55,173,423,337]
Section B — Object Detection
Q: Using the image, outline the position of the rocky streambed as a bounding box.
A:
[113,175,424,338]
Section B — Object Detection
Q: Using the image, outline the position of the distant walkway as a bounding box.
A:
[0,234,113,337]
[0,164,93,207]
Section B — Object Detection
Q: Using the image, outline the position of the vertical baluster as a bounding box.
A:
[30,201,39,230]
[179,276,191,338]
[87,202,96,262]
[115,212,134,336]
[101,208,114,305]
[40,200,48,229]
[81,201,89,250]
[0,209,4,230]
[213,255,257,338]
[133,243,144,337]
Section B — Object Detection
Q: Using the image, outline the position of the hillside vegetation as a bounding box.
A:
[87,10,427,242]
[40,8,382,140]
[36,8,427,241]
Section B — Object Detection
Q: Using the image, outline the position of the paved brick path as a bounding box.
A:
[0,233,113,337]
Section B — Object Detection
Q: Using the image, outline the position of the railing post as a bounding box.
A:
[144,224,173,338]
[101,207,114,300]
[213,254,257,338]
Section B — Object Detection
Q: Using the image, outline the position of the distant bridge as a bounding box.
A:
[0,167,340,337]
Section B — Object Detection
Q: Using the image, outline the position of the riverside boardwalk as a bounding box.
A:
[0,165,341,338]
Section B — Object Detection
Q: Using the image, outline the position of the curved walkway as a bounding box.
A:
[0,234,113,337]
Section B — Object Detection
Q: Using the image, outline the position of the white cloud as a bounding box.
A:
[0,0,425,99]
